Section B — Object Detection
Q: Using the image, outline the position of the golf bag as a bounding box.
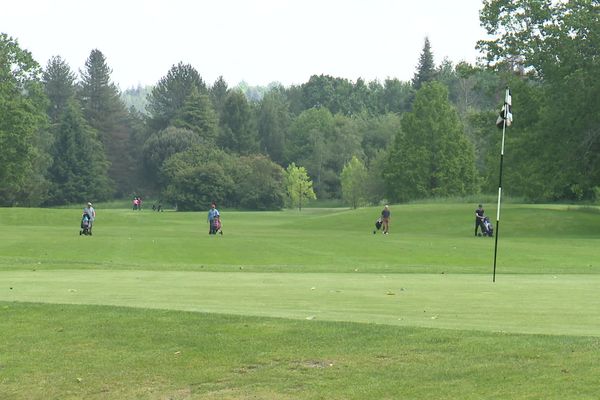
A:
[373,218,382,234]
[483,216,493,237]
[212,217,223,235]
[80,213,92,236]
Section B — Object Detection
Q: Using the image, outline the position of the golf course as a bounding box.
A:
[1,203,600,399]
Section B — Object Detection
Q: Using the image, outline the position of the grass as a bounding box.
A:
[1,203,600,399]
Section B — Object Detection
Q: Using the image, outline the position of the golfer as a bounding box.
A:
[475,204,485,236]
[381,205,391,234]
[207,202,220,234]
[83,202,96,233]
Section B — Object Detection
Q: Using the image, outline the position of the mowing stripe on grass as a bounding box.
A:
[2,270,599,337]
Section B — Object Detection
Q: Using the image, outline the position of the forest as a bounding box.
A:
[1,0,599,210]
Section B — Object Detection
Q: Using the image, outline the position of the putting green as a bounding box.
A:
[2,269,599,337]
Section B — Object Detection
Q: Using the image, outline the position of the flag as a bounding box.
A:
[496,88,513,128]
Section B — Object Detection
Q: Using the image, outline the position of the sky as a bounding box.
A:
[1,0,489,90]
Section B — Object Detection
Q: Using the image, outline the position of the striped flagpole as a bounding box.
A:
[493,87,511,282]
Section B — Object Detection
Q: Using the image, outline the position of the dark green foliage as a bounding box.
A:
[257,90,290,165]
[172,87,218,144]
[412,37,436,90]
[218,90,258,155]
[46,100,112,205]
[79,49,136,197]
[365,150,388,204]
[287,108,367,199]
[359,113,400,164]
[231,155,285,210]
[385,82,477,201]
[287,108,335,198]
[146,62,207,131]
[161,146,284,211]
[379,78,414,114]
[43,56,76,123]
[301,74,375,116]
[5,16,600,206]
[478,0,600,201]
[209,75,228,118]
[0,34,50,206]
[142,126,203,181]
[163,161,233,212]
[160,144,233,211]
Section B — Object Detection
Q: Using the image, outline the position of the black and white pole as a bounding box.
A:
[493,87,511,282]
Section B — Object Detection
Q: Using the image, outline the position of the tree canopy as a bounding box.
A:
[3,6,600,208]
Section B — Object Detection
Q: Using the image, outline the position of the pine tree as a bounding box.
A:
[79,49,135,196]
[147,62,207,131]
[209,75,229,118]
[218,90,258,155]
[257,90,290,164]
[43,56,77,123]
[412,37,437,90]
[47,99,112,205]
[172,87,218,144]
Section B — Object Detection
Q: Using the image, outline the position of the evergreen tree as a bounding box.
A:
[147,62,207,131]
[46,99,112,205]
[79,49,135,197]
[218,90,258,154]
[125,106,150,191]
[209,75,229,119]
[412,37,436,90]
[43,56,76,123]
[172,87,218,144]
[385,82,477,201]
[257,90,290,165]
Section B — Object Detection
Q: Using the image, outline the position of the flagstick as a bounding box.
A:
[493,89,509,282]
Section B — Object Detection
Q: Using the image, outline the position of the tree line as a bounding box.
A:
[1,0,598,209]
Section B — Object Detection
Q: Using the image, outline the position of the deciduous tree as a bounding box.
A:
[284,163,316,211]
[341,156,368,209]
[0,34,50,205]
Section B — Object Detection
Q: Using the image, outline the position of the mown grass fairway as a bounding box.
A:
[1,204,600,399]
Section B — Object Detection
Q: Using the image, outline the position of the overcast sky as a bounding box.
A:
[1,0,488,89]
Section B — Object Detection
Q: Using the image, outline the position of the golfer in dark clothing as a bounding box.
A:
[475,204,485,236]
